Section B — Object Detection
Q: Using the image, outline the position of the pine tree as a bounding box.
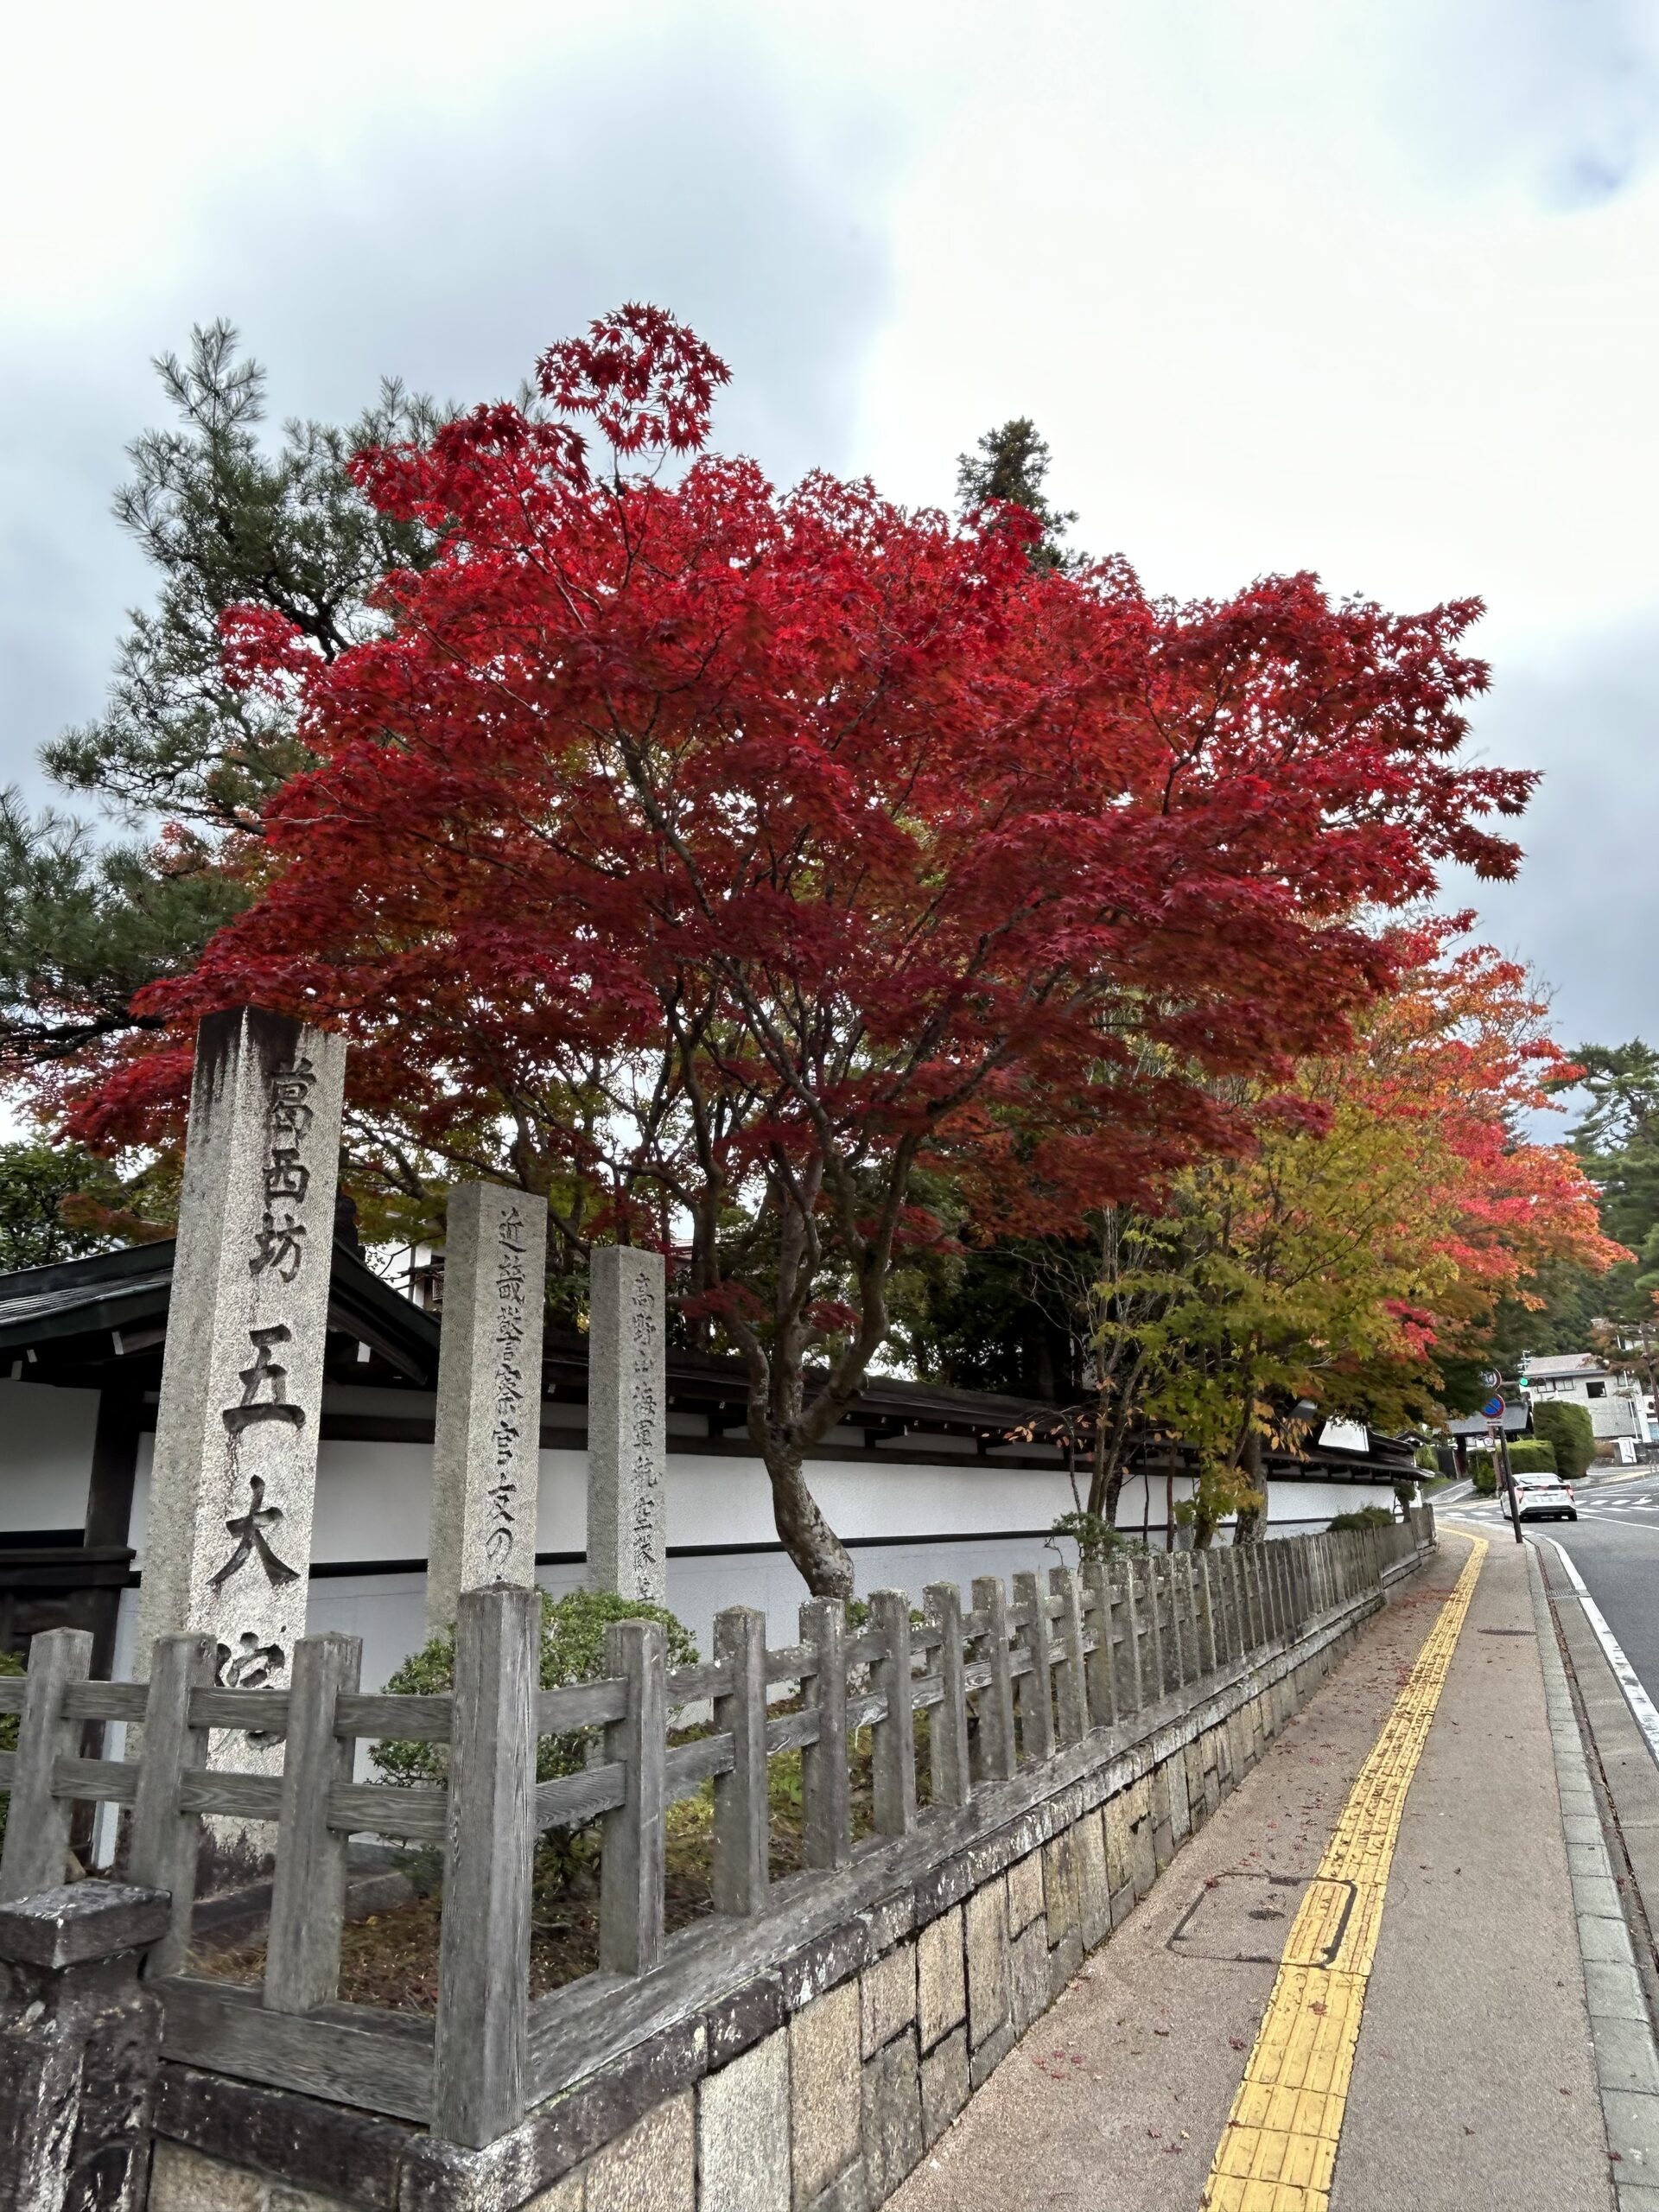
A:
[0,325,443,1081]
[955,417,1084,573]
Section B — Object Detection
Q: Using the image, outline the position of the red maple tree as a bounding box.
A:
[73,305,1535,1596]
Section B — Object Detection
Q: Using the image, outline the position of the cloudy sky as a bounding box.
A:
[3,0,1657,1056]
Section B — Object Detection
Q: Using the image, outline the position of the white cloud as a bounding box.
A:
[3,0,1656,1039]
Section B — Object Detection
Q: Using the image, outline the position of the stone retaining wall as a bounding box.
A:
[146,1573,1405,2212]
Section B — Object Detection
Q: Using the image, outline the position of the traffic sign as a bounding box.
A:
[1481,1394,1505,1421]
[1481,1370,1502,1391]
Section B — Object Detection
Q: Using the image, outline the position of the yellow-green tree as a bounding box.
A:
[1099,938,1618,1545]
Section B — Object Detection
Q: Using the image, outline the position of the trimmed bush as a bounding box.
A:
[1470,1459,1498,1495]
[1531,1401,1595,1482]
[1328,1504,1394,1530]
[372,1586,699,1796]
[1050,1509,1134,1562]
[1507,1440,1558,1476]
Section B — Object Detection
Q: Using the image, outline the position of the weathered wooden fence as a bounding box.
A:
[0,1516,1430,2162]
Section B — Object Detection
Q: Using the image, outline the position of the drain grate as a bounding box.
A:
[1478,1628,1535,1637]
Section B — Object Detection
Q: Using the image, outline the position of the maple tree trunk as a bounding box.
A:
[1232,1429,1266,1545]
[1192,1488,1218,1550]
[765,1446,856,1600]
[1084,1409,1128,1533]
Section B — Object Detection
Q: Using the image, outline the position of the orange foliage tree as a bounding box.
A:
[1090,928,1621,1544]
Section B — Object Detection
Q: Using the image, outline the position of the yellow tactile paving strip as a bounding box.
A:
[1200,1538,1487,2212]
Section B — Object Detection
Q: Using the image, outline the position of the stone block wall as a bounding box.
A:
[143,1586,1392,2212]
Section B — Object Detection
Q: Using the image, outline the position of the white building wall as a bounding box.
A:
[17,1378,1407,1693]
[0,1379,100,1531]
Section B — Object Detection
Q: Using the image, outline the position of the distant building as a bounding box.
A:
[1519,1352,1652,1449]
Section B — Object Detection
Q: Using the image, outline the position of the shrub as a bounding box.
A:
[0,1646,22,1853]
[1470,1459,1497,1495]
[372,1587,700,1797]
[1050,1510,1133,1564]
[1531,1401,1595,1482]
[1507,1440,1558,1476]
[1328,1504,1394,1531]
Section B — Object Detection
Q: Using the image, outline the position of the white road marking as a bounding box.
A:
[1542,1537,1659,1774]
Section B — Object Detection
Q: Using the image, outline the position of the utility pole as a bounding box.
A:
[1497,1423,1522,1544]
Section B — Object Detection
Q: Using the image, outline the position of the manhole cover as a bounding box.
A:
[1166,1873,1355,1966]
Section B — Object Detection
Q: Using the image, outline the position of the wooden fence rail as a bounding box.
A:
[0,1512,1433,2141]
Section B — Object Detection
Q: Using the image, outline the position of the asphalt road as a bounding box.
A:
[1455,1474,1659,1710]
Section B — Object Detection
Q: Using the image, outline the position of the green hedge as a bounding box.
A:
[1328,1504,1394,1531]
[374,1588,700,1880]
[1507,1440,1559,1476]
[1531,1401,1595,1481]
[1471,1459,1498,1495]
[373,1587,699,1792]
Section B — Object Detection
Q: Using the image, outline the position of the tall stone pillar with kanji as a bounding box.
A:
[586,1246,667,1605]
[425,1180,548,1634]
[137,1008,346,1737]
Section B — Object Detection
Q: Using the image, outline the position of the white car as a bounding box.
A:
[1512,1472,1578,1522]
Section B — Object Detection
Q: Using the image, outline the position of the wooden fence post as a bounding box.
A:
[800,1599,850,1869]
[1166,1557,1190,1688]
[869,1591,917,1836]
[925,1585,972,1810]
[712,1607,768,1916]
[1050,1567,1090,1745]
[1237,1550,1258,1650]
[0,1629,91,1903]
[1081,1560,1116,1727]
[434,1585,538,2151]
[971,1578,1018,1783]
[264,1632,361,2014]
[599,1617,667,1975]
[1194,1554,1218,1676]
[1114,1557,1143,1717]
[1011,1572,1056,1763]
[1212,1554,1230,1667]
[1256,1548,1274,1654]
[1140,1558,1166,1699]
[127,1632,216,1979]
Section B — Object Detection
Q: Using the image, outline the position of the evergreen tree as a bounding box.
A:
[1564,1041,1659,1301]
[0,1137,161,1271]
[1472,1039,1659,1381]
[955,417,1084,573]
[0,325,444,1084]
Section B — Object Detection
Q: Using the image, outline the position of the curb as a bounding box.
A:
[1528,1542,1659,2205]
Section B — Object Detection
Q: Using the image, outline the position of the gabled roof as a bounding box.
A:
[1522,1352,1606,1379]
[0,1241,1409,1481]
[0,1238,442,1389]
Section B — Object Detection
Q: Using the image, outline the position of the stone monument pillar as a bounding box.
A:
[137,1007,346,1707]
[426,1182,548,1633]
[586,1247,667,1605]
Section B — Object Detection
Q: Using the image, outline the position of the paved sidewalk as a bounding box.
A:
[890,1533,1616,2212]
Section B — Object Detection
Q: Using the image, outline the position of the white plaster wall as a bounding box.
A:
[0,1378,99,1531]
[300,1533,1090,1690]
[666,1453,1075,1552]
[18,1385,1406,1707]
